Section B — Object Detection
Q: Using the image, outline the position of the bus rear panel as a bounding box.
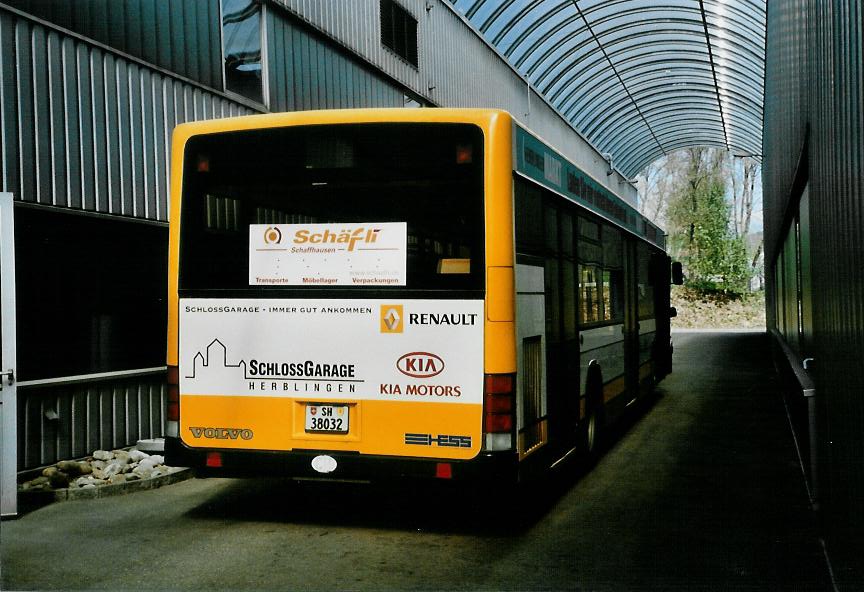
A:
[166,116,519,481]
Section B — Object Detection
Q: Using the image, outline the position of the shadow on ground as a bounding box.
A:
[182,395,664,537]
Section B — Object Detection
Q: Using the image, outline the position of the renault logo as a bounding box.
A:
[380,305,403,333]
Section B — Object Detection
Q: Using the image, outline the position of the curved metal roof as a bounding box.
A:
[451,0,765,178]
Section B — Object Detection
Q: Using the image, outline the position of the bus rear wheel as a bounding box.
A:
[583,363,604,459]
[585,408,598,454]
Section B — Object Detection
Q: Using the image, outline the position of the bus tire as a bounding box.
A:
[583,363,604,458]
[585,406,598,456]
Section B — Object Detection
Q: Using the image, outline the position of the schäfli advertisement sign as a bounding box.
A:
[249,222,407,286]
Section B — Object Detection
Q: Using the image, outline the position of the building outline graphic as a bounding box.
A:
[185,338,246,380]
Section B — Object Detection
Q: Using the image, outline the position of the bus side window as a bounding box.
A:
[579,264,602,324]
[602,225,624,322]
[562,259,577,339]
[577,216,604,325]
[540,200,562,343]
[637,245,655,319]
[603,269,625,322]
[549,209,572,341]
[544,204,559,253]
[515,182,544,252]
[545,257,561,343]
[560,211,574,258]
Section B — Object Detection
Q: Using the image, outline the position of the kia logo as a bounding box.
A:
[396,352,444,378]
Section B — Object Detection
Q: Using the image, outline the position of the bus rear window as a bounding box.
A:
[179,123,485,292]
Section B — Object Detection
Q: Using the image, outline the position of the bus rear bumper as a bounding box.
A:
[165,437,519,483]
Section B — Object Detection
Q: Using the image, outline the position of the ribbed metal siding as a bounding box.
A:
[1,0,222,89]
[761,0,808,276]
[273,0,637,205]
[267,9,402,112]
[763,0,864,571]
[0,9,254,221]
[0,6,254,468]
[18,373,167,470]
[807,0,864,555]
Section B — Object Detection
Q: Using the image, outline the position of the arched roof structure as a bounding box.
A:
[451,0,766,178]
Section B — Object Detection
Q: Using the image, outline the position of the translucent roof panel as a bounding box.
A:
[452,0,766,177]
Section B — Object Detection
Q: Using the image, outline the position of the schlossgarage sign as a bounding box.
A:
[178,298,484,405]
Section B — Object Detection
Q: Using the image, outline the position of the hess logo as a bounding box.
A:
[396,352,444,378]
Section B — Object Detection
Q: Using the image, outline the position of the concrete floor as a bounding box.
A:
[0,332,834,590]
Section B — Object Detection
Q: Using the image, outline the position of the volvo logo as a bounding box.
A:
[189,426,254,440]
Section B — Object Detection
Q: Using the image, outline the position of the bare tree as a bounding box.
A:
[636,150,690,228]
[725,154,762,287]
[726,155,761,239]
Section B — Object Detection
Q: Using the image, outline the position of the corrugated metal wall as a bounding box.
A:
[763,0,864,580]
[19,372,167,469]
[0,5,254,471]
[761,0,808,278]
[266,8,403,112]
[0,10,254,222]
[1,0,223,89]
[273,0,638,205]
[275,0,423,95]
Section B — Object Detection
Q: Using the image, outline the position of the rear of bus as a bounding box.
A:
[165,109,518,482]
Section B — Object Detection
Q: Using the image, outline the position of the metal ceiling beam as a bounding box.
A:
[570,0,666,159]
[698,0,730,150]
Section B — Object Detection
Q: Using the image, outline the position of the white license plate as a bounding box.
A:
[305,404,349,433]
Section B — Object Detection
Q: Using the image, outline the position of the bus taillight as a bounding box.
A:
[167,365,180,437]
[483,373,515,451]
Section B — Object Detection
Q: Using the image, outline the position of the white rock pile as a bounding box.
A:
[20,448,175,492]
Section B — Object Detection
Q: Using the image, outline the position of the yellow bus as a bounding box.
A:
[165,108,677,482]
